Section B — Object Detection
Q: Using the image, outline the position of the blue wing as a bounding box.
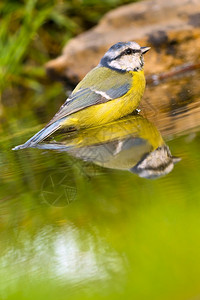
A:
[48,66,132,125]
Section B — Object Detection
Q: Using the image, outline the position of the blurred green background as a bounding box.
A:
[0,0,135,115]
[1,0,200,300]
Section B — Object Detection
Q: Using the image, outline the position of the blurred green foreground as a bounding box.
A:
[1,1,200,300]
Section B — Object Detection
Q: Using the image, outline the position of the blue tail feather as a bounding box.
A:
[12,121,61,150]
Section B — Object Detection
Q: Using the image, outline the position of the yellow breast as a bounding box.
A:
[64,70,146,128]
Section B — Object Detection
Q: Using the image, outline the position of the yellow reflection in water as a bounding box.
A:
[36,114,180,179]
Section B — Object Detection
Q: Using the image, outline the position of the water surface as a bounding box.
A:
[1,70,200,300]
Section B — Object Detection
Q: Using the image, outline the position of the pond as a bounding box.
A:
[1,69,200,300]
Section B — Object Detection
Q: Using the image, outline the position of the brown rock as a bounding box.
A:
[140,69,200,139]
[46,0,200,85]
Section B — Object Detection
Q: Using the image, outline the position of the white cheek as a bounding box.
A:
[128,56,140,70]
[109,55,141,71]
[109,60,123,70]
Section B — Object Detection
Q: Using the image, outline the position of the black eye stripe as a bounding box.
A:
[113,48,141,60]
[124,48,141,55]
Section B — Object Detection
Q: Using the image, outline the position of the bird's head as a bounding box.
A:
[99,41,150,72]
[130,146,181,179]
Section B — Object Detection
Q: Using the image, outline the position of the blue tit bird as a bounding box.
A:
[13,41,150,150]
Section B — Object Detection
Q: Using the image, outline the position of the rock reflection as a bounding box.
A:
[36,114,180,179]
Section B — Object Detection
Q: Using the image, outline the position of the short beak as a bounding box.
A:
[141,46,151,54]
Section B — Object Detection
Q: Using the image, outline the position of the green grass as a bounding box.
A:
[0,0,137,96]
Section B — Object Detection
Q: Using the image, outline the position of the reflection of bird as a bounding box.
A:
[13,41,150,150]
[32,115,180,179]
